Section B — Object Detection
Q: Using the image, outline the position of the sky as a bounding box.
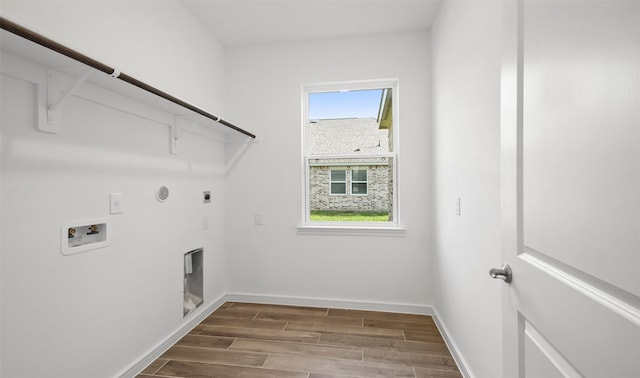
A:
[309,89,383,120]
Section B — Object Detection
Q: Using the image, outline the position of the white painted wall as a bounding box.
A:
[224,32,433,310]
[431,1,503,377]
[0,2,229,377]
[0,0,225,112]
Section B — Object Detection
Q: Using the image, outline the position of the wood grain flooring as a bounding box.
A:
[137,302,462,378]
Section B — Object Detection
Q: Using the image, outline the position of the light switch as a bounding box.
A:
[202,215,209,230]
[254,214,263,226]
[455,197,461,216]
[110,193,124,214]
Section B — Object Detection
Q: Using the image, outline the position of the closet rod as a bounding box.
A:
[0,17,256,139]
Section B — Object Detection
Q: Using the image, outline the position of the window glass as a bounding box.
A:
[331,170,346,181]
[352,169,367,182]
[351,183,367,195]
[331,183,347,195]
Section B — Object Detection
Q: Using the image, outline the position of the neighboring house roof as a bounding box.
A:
[308,118,390,155]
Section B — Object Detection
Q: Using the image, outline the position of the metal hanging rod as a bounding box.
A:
[0,16,256,139]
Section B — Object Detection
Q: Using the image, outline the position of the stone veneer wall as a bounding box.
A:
[310,165,390,212]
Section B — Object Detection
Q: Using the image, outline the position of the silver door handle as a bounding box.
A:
[489,264,512,283]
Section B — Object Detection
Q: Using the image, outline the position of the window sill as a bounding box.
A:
[296,224,407,237]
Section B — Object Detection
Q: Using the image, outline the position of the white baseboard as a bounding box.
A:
[225,292,433,315]
[432,307,473,378]
[116,295,225,378]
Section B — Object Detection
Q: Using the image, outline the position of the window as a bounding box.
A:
[351,169,368,195]
[330,169,347,195]
[330,168,367,196]
[302,79,399,227]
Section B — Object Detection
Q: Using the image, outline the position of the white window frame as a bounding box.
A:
[299,79,403,234]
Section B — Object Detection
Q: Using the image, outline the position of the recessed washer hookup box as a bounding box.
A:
[61,218,110,255]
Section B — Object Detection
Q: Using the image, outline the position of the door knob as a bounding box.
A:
[489,263,512,283]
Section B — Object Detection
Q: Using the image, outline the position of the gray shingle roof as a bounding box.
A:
[308,118,390,155]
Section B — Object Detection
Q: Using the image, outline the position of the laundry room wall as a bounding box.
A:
[223,31,434,311]
[0,1,231,377]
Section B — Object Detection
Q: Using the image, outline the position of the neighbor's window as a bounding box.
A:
[330,169,347,195]
[302,80,398,226]
[351,169,368,195]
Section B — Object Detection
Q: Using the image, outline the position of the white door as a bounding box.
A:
[499,1,640,377]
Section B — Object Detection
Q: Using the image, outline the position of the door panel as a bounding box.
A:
[522,0,640,297]
[523,320,575,378]
[501,1,640,377]
[517,254,640,377]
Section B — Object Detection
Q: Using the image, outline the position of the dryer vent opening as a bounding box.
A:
[184,248,203,316]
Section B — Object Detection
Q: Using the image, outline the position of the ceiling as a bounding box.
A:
[180,0,443,48]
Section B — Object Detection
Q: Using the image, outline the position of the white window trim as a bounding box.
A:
[300,78,402,234]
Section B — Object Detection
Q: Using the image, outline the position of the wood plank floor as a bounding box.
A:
[137,302,462,378]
